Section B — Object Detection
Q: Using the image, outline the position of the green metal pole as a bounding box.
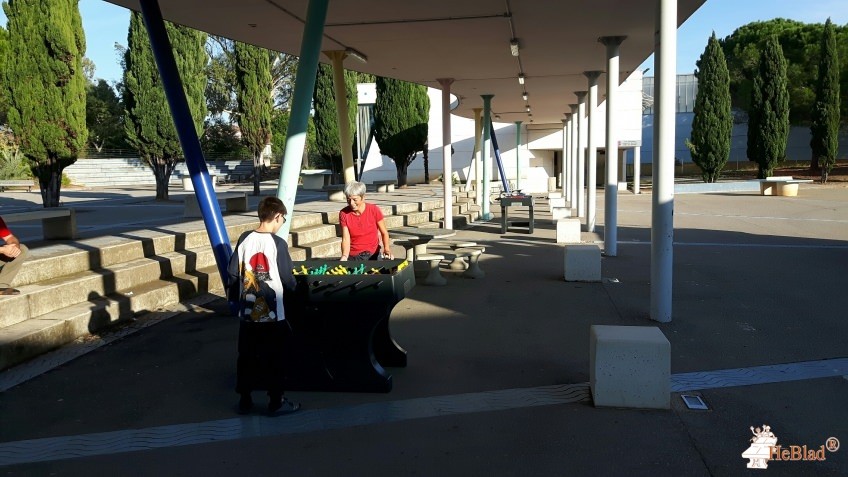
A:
[276,0,328,240]
[481,95,493,220]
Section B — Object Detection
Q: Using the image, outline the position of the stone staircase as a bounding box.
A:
[0,185,481,371]
[64,158,254,188]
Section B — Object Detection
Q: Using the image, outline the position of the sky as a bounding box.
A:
[2,0,848,85]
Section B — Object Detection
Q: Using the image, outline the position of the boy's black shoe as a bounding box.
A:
[267,397,301,416]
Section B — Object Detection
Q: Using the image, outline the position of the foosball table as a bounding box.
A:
[282,259,415,393]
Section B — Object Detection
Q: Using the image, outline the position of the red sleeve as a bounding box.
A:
[0,217,10,239]
[370,204,384,222]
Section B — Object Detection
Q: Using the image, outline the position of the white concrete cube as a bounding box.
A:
[589,325,670,409]
[549,197,567,210]
[548,192,563,199]
[552,207,572,221]
[556,218,581,243]
[563,244,600,281]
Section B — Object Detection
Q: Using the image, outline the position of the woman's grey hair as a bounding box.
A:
[344,181,367,197]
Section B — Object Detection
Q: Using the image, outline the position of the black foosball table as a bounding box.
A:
[283,259,415,393]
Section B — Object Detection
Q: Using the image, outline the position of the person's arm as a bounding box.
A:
[376,219,393,259]
[340,226,351,260]
[275,238,297,291]
[0,231,22,259]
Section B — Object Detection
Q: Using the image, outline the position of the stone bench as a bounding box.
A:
[758,176,813,196]
[430,243,486,279]
[300,169,333,190]
[372,180,397,193]
[184,192,248,218]
[2,208,76,239]
[590,325,670,409]
[0,180,35,192]
[324,184,346,202]
[181,176,218,192]
[563,244,600,282]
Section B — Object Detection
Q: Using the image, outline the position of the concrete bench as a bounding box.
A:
[300,169,332,190]
[455,246,485,278]
[590,325,670,409]
[0,180,35,192]
[556,218,581,243]
[181,176,218,192]
[759,176,813,196]
[184,192,248,218]
[372,180,397,193]
[324,184,346,202]
[563,244,600,282]
[2,208,77,239]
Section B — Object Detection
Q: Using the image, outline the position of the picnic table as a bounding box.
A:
[389,226,456,261]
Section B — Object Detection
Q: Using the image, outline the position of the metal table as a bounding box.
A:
[499,195,534,233]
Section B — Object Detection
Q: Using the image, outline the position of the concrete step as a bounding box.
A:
[402,211,432,226]
[0,264,223,371]
[290,223,339,247]
[291,236,342,260]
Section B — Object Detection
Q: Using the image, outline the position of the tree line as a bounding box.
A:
[0,0,429,207]
[688,18,842,183]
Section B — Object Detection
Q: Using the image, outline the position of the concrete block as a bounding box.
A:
[589,325,670,409]
[549,197,567,209]
[556,218,581,243]
[548,192,563,199]
[563,244,600,281]
[552,207,572,221]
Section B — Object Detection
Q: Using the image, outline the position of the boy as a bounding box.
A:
[227,197,300,415]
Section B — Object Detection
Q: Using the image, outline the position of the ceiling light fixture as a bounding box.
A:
[526,105,531,112]
[518,73,525,85]
[522,92,528,101]
[510,38,520,57]
[495,114,501,120]
[345,47,368,63]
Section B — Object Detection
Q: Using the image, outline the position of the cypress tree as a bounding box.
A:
[123,12,206,200]
[810,18,841,183]
[747,35,790,179]
[3,0,87,207]
[312,63,357,179]
[687,33,732,183]
[234,41,273,196]
[373,77,429,187]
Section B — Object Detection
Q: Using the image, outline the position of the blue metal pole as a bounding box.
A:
[489,121,511,193]
[138,0,231,284]
[276,0,329,240]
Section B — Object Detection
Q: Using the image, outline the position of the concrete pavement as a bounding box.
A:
[0,182,846,475]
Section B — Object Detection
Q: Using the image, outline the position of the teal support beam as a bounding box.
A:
[276,0,329,240]
[481,95,493,220]
[514,121,522,191]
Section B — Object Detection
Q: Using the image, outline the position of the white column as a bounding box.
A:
[600,35,625,257]
[584,71,602,233]
[574,92,587,218]
[562,119,569,201]
[619,149,627,184]
[515,121,523,190]
[651,0,676,323]
[634,146,641,194]
[438,78,454,229]
[325,50,356,184]
[569,104,578,208]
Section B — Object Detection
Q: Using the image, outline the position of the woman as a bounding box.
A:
[339,181,394,261]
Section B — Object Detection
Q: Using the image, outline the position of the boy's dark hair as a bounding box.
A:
[257,196,287,222]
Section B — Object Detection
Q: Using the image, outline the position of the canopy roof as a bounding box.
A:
[107,0,705,125]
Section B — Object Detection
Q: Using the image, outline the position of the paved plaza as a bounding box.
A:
[0,182,846,475]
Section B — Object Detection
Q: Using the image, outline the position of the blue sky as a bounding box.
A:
[3,0,848,84]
